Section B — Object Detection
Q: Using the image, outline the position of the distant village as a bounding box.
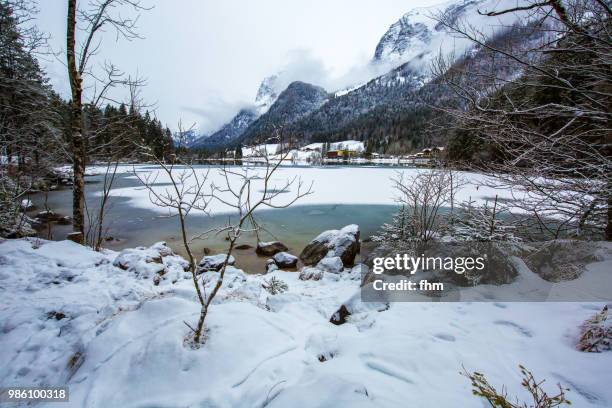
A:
[222,140,446,166]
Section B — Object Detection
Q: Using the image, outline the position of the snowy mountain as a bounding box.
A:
[192,0,536,152]
[254,74,280,115]
[372,0,531,71]
[189,108,258,150]
[173,129,200,148]
[189,75,282,149]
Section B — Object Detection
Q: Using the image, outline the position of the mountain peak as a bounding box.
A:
[255,74,280,115]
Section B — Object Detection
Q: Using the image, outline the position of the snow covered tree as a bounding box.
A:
[435,0,612,240]
[451,196,519,242]
[371,205,411,249]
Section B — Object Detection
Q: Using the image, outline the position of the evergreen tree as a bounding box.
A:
[371,205,411,249]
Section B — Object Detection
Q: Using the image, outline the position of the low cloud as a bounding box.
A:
[192,49,405,135]
[181,95,253,135]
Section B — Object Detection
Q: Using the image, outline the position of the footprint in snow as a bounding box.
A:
[365,359,415,385]
[493,320,533,337]
[433,333,456,342]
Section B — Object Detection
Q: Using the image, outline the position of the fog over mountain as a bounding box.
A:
[191,0,534,150]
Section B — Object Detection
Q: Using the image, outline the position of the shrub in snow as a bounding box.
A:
[450,197,519,243]
[371,205,412,250]
[262,276,288,295]
[524,240,606,283]
[463,365,571,407]
[577,305,611,352]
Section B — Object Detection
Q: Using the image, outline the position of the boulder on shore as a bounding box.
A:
[256,241,289,256]
[266,259,278,274]
[300,224,360,267]
[273,252,299,268]
[197,254,236,273]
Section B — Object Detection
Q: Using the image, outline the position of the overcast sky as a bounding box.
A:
[34,0,441,133]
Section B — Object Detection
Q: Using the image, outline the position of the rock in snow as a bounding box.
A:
[273,251,299,268]
[317,256,344,274]
[299,267,324,281]
[256,241,289,256]
[197,253,236,273]
[300,224,360,267]
[266,258,279,273]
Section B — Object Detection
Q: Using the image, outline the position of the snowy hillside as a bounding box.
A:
[1,238,611,407]
[189,109,258,150]
[240,81,329,144]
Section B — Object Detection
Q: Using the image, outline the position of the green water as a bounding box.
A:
[28,170,397,273]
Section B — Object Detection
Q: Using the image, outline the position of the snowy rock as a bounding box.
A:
[113,247,166,279]
[300,224,360,267]
[56,215,72,225]
[524,240,609,282]
[256,241,289,256]
[149,241,175,257]
[111,242,180,282]
[273,251,298,268]
[2,216,38,238]
[317,256,344,274]
[20,199,34,210]
[197,253,236,273]
[329,304,351,325]
[35,210,62,222]
[330,290,389,325]
[299,267,324,281]
[66,232,83,243]
[266,259,279,273]
[114,247,161,270]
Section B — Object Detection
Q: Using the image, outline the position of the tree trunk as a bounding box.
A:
[67,0,85,243]
[606,193,612,241]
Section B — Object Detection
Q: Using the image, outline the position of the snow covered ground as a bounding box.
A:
[1,237,611,407]
[107,165,511,217]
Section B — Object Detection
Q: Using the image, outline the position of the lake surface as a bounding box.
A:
[28,167,399,273]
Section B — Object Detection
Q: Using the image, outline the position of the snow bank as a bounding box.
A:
[1,238,612,407]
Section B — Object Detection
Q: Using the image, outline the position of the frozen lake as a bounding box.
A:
[30,164,505,272]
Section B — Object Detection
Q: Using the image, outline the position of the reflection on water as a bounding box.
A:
[27,170,398,273]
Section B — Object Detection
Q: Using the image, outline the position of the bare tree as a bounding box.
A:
[432,0,612,240]
[135,129,312,345]
[66,0,148,243]
[392,169,458,241]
